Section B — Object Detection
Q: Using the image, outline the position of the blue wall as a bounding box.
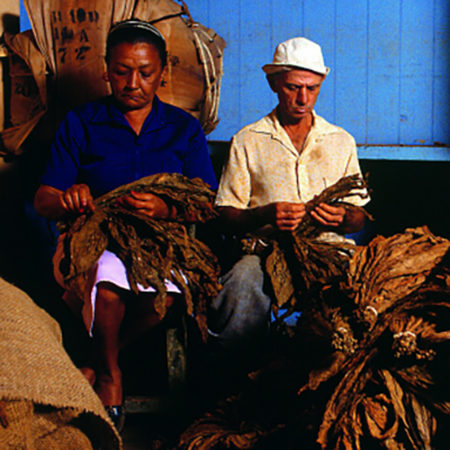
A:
[20,0,450,160]
[187,0,450,161]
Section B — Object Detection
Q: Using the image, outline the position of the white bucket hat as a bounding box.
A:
[262,37,330,76]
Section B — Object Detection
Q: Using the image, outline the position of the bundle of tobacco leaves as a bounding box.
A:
[177,217,450,447]
[57,173,221,339]
[297,226,450,449]
[266,173,372,320]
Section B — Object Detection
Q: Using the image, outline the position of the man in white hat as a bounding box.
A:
[209,37,369,372]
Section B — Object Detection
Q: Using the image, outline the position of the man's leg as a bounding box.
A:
[209,254,272,355]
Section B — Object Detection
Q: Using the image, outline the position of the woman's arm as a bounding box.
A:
[34,184,95,221]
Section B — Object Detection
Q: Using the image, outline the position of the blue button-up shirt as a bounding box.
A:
[41,96,218,198]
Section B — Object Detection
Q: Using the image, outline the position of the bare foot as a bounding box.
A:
[80,366,96,387]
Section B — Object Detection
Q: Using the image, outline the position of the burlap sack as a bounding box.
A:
[1,30,47,154]
[1,0,225,155]
[0,277,121,449]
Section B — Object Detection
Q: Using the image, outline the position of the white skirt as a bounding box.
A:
[54,233,182,336]
[87,250,181,335]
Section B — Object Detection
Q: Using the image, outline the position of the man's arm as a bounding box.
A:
[218,202,307,235]
[220,201,365,236]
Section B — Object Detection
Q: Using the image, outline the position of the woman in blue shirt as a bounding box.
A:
[34,19,217,431]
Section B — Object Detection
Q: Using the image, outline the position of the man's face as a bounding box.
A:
[270,69,324,124]
[106,42,166,111]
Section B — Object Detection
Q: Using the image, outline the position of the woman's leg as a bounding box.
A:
[92,283,180,405]
[120,292,179,349]
[92,282,127,406]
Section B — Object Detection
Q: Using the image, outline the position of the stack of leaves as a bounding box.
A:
[57,173,221,339]
[178,223,450,448]
[297,226,450,449]
[266,173,372,321]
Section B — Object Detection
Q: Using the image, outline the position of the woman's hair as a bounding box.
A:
[106,19,167,68]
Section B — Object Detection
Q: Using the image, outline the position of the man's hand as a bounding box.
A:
[61,184,95,214]
[117,191,174,219]
[265,202,306,231]
[218,203,305,234]
[310,202,346,228]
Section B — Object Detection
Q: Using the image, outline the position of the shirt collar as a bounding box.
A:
[248,108,311,154]
[90,95,177,133]
[250,108,339,147]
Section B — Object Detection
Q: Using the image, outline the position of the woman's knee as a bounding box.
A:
[96,282,126,305]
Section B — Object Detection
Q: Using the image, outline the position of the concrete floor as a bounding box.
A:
[120,412,191,449]
[121,415,162,449]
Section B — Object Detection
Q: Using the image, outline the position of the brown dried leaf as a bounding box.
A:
[346,227,450,322]
[266,240,294,307]
[361,394,398,440]
[56,173,221,340]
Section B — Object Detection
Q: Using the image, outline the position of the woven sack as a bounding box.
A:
[0,277,121,449]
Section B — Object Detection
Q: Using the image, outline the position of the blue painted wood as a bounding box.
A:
[18,0,450,160]
[400,1,434,145]
[359,145,450,161]
[19,1,30,31]
[433,0,450,145]
[238,0,273,129]
[335,0,368,144]
[367,0,401,144]
[271,0,305,50]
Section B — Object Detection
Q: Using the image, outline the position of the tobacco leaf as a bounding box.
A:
[265,240,294,307]
[266,174,371,315]
[361,394,397,440]
[344,227,450,323]
[57,173,220,340]
[177,183,450,449]
[177,398,268,450]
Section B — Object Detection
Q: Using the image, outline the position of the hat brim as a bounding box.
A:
[262,63,330,76]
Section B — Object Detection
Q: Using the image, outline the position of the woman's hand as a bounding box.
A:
[117,191,175,219]
[34,184,94,220]
[61,184,95,214]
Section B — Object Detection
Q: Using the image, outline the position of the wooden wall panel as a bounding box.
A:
[335,0,368,143]
[400,1,434,145]
[190,0,450,160]
[239,1,273,128]
[367,0,401,144]
[433,0,450,146]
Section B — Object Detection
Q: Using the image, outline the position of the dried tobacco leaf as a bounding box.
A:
[344,227,450,326]
[177,398,268,450]
[177,184,450,449]
[58,173,221,340]
[266,174,371,315]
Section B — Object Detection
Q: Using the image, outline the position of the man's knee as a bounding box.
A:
[221,254,265,288]
[209,254,271,337]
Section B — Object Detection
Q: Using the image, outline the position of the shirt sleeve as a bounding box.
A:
[182,119,218,190]
[40,111,84,192]
[215,134,251,208]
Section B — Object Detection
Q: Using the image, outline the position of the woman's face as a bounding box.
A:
[106,42,166,111]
